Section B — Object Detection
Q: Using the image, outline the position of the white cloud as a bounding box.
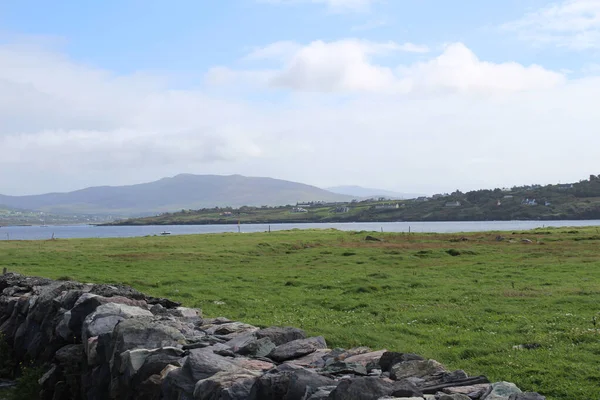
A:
[0,38,598,197]
[212,40,563,94]
[503,0,600,49]
[396,43,565,94]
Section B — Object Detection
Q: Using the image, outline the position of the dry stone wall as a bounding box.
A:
[0,274,546,400]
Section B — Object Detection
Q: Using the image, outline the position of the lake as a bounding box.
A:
[1,220,599,240]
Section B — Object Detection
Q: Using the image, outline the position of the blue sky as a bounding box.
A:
[2,0,594,73]
[1,0,600,195]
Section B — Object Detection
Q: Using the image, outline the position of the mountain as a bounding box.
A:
[0,174,354,216]
[326,185,424,199]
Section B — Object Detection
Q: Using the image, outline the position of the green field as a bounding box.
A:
[1,228,600,399]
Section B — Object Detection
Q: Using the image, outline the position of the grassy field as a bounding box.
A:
[1,227,600,399]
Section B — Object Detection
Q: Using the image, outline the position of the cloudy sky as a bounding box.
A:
[1,0,599,195]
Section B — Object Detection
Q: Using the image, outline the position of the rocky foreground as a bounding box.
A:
[0,274,546,400]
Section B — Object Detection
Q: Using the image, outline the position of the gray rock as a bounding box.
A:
[194,370,261,400]
[321,361,368,376]
[237,337,277,358]
[247,364,334,400]
[328,377,395,400]
[204,322,258,339]
[305,386,338,400]
[508,393,546,400]
[268,336,327,362]
[284,349,330,368]
[256,326,306,346]
[379,352,425,372]
[484,382,522,400]
[344,350,387,367]
[184,348,242,383]
[390,381,423,398]
[440,394,471,400]
[110,317,186,356]
[442,383,491,397]
[390,359,446,381]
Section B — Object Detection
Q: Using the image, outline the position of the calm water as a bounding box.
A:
[1,220,599,240]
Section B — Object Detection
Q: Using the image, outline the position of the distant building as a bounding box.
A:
[334,206,350,213]
[291,207,308,213]
[415,196,429,202]
[445,201,461,207]
[220,211,232,216]
[503,195,514,199]
[558,184,573,190]
[522,198,537,206]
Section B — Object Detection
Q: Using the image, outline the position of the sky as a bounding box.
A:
[1,0,599,196]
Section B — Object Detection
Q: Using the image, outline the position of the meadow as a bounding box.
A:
[1,227,599,399]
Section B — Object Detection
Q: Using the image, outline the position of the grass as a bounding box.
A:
[1,227,600,399]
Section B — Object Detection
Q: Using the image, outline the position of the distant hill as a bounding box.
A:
[326,185,423,199]
[0,174,354,216]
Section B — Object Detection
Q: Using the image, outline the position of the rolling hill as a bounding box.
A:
[0,174,354,216]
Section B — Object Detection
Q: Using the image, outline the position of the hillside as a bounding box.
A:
[0,174,354,216]
[326,185,423,199]
[110,175,600,225]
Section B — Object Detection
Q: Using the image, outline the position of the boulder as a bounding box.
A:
[248,363,334,400]
[236,337,277,358]
[344,350,387,367]
[321,361,368,376]
[484,382,522,400]
[439,394,471,400]
[379,352,425,372]
[508,393,546,400]
[390,359,446,381]
[194,370,261,400]
[256,326,306,346]
[268,336,327,362]
[328,377,395,400]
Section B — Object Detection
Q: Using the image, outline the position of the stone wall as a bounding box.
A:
[0,274,546,400]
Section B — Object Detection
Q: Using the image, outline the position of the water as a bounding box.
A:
[1,220,599,240]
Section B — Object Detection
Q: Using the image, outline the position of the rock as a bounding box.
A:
[423,376,490,394]
[194,369,261,400]
[379,352,425,372]
[268,336,327,362]
[256,326,306,346]
[233,358,275,373]
[508,393,546,400]
[237,337,277,358]
[135,374,162,400]
[365,236,382,242]
[204,322,258,339]
[439,394,471,400]
[390,381,423,397]
[283,368,335,400]
[390,359,446,381]
[328,377,395,400]
[55,344,84,366]
[344,350,387,367]
[183,348,241,382]
[284,349,330,368]
[321,361,368,376]
[484,382,522,400]
[248,364,334,400]
[305,385,338,399]
[442,383,491,397]
[110,317,186,356]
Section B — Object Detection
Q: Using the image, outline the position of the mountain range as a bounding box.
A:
[0,174,356,216]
